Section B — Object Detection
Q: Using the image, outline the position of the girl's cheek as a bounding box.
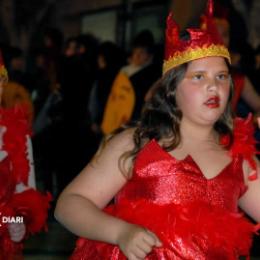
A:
[222,87,231,100]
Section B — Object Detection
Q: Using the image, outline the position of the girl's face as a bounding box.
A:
[176,57,231,126]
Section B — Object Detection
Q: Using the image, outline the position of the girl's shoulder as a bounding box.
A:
[93,128,136,167]
[105,128,136,151]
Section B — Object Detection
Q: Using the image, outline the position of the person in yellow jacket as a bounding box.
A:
[101,71,135,135]
[2,81,34,126]
[101,30,161,135]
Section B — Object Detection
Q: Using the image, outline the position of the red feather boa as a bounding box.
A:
[0,106,52,258]
[221,114,259,181]
[0,105,31,185]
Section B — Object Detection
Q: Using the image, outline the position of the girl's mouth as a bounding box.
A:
[204,96,220,108]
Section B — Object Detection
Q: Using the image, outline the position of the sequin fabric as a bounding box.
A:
[71,135,257,260]
[118,140,245,210]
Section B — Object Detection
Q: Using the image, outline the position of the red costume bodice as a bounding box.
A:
[71,116,258,260]
[117,140,245,211]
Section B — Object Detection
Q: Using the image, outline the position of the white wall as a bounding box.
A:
[81,11,117,42]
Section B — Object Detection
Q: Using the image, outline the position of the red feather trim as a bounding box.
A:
[10,189,52,235]
[230,114,259,166]
[0,236,23,259]
[0,106,52,258]
[221,114,259,181]
[72,200,257,259]
[0,106,31,185]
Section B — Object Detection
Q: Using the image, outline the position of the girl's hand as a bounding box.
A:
[117,223,162,260]
[8,223,26,242]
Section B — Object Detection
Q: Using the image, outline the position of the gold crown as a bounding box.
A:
[163,44,230,74]
[163,0,230,75]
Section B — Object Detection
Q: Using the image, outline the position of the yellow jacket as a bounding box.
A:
[101,72,135,135]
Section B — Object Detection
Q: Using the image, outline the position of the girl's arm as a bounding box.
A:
[238,159,260,222]
[55,129,161,257]
[55,130,131,241]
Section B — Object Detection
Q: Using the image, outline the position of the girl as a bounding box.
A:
[55,1,260,259]
[0,52,51,259]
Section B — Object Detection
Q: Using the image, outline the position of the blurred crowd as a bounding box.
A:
[0,28,163,197]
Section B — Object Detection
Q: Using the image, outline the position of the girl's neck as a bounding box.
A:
[179,119,218,145]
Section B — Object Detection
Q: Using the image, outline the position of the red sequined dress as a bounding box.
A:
[71,116,259,260]
[0,106,51,259]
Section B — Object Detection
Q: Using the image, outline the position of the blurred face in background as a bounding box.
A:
[97,54,106,70]
[35,54,46,69]
[11,57,24,71]
[77,44,86,55]
[215,19,241,66]
[255,54,260,70]
[65,40,77,57]
[131,47,152,67]
[215,19,230,48]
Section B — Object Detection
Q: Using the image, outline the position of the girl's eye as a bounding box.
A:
[192,74,204,80]
[217,74,229,81]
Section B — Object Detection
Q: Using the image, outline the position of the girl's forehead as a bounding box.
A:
[187,57,228,71]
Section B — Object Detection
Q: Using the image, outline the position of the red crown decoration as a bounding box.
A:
[163,0,230,75]
[0,50,8,80]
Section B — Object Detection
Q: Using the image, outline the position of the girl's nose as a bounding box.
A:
[207,77,218,92]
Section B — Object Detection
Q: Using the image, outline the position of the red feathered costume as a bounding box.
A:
[0,106,51,259]
[71,115,259,260]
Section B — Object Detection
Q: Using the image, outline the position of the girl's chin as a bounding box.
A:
[183,110,225,126]
[200,114,222,125]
